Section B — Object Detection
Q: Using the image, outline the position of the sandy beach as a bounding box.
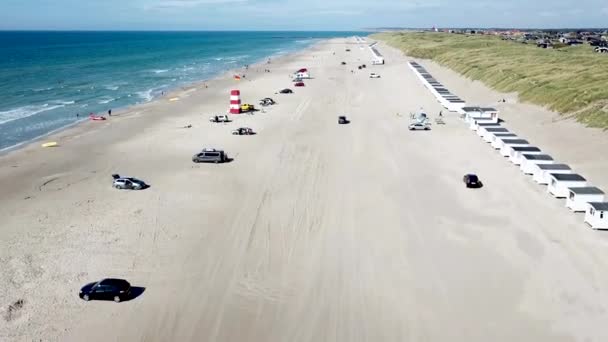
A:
[2,37,608,341]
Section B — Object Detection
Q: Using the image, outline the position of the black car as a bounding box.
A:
[192,149,228,163]
[341,61,347,65]
[79,278,131,302]
[463,174,483,188]
[279,88,293,94]
[338,116,350,124]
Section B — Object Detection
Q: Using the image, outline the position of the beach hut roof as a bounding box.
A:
[569,187,604,195]
[589,202,608,211]
[511,146,541,152]
[551,173,585,181]
[537,164,571,170]
[485,128,509,132]
[523,154,553,160]
[502,139,528,144]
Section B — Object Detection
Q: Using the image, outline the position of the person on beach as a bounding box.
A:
[108,109,112,116]
[76,113,79,118]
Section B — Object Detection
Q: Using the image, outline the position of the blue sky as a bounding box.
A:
[1,0,607,30]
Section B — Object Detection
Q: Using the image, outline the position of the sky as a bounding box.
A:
[0,0,607,30]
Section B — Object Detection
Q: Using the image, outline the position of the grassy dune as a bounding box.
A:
[374,32,608,128]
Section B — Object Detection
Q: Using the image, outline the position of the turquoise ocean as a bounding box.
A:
[0,31,368,151]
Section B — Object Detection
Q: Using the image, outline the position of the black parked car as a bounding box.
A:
[338,116,350,124]
[463,174,483,188]
[279,88,293,94]
[192,149,229,163]
[79,278,131,302]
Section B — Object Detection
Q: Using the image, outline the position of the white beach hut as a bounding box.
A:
[499,139,530,156]
[532,164,572,184]
[508,146,542,164]
[462,107,499,124]
[547,173,587,198]
[486,132,517,144]
[493,136,524,150]
[584,202,608,230]
[520,154,554,174]
[481,128,508,141]
[566,187,605,212]
[470,121,499,132]
[476,124,503,137]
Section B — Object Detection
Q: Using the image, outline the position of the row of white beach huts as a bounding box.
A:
[409,60,608,230]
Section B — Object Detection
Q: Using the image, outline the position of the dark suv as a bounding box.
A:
[79,278,131,302]
[463,174,483,188]
[192,150,228,163]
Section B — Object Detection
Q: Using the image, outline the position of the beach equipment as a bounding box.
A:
[41,142,58,148]
[89,114,106,121]
[169,97,180,102]
[230,90,241,114]
[233,75,241,81]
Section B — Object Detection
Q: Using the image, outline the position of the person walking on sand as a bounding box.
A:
[108,109,112,116]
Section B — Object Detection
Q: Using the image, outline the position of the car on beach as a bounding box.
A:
[279,88,293,94]
[79,278,131,303]
[240,104,255,112]
[209,115,231,123]
[259,98,275,106]
[294,82,305,87]
[338,116,350,124]
[369,73,381,78]
[408,122,431,131]
[463,174,483,188]
[232,127,255,135]
[112,174,148,190]
[341,61,347,65]
[192,149,229,163]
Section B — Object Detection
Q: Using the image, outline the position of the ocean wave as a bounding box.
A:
[104,85,120,91]
[0,104,65,125]
[32,87,54,92]
[152,69,170,74]
[98,97,116,104]
[53,100,75,105]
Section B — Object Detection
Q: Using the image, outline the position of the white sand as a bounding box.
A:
[1,38,608,341]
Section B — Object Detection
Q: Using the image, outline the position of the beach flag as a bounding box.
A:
[233,74,241,81]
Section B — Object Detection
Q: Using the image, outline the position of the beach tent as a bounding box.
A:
[547,173,587,198]
[566,187,605,212]
[585,202,608,229]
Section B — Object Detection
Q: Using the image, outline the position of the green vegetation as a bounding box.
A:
[373,32,608,128]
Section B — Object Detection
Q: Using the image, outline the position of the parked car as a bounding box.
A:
[463,174,483,188]
[338,116,350,124]
[341,61,347,65]
[369,73,381,78]
[192,149,229,163]
[408,122,431,131]
[240,104,255,112]
[292,78,303,83]
[595,47,608,53]
[259,98,275,106]
[294,82,305,87]
[79,278,131,303]
[232,127,255,135]
[209,115,231,123]
[111,174,148,190]
[279,88,293,94]
[345,49,351,52]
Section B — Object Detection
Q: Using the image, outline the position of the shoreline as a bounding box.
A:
[0,39,328,156]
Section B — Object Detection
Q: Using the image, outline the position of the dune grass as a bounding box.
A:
[373,32,608,128]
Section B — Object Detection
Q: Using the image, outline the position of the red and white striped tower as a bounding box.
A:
[229,90,241,114]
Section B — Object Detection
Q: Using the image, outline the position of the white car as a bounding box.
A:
[209,115,230,123]
[409,122,431,131]
[369,73,381,78]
